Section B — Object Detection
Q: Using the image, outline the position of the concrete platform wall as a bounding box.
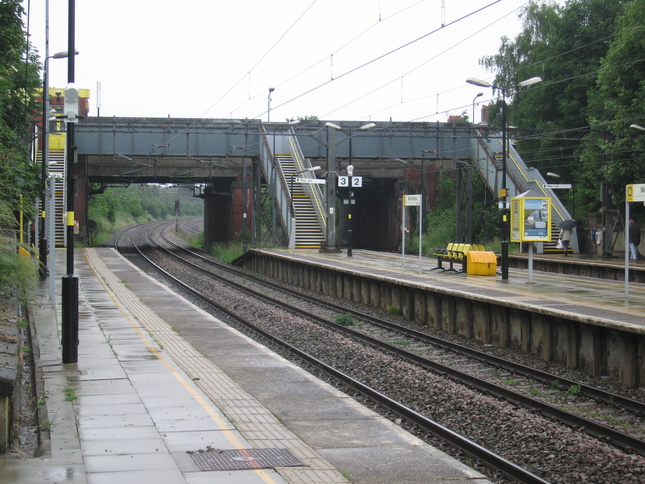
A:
[244,251,645,387]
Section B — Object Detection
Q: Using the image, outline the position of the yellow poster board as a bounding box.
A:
[510,196,551,242]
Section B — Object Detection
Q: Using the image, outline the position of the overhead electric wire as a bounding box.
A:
[198,0,318,119]
[228,0,430,118]
[260,0,504,119]
[322,2,526,119]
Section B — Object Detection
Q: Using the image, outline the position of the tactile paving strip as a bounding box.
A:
[188,448,305,471]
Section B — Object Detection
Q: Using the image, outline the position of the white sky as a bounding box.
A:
[23,0,548,124]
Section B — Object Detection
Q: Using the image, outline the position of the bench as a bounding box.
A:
[431,243,485,273]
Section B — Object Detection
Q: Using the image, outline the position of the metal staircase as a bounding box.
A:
[260,126,326,249]
[470,131,578,253]
[37,149,66,247]
[277,154,324,249]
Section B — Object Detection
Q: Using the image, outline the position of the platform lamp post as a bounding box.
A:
[40,0,76,279]
[472,92,483,124]
[346,163,355,257]
[321,122,342,252]
[267,87,275,122]
[40,49,73,279]
[62,0,78,364]
[466,76,542,280]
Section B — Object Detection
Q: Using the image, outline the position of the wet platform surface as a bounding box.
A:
[0,248,488,484]
[262,249,645,331]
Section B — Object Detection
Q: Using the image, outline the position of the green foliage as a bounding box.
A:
[565,384,581,399]
[480,0,632,221]
[88,184,204,240]
[209,242,245,263]
[583,0,645,216]
[385,305,402,315]
[334,312,356,327]
[0,202,39,304]
[0,1,43,218]
[419,207,456,252]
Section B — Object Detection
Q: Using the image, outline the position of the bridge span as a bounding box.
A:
[71,116,571,251]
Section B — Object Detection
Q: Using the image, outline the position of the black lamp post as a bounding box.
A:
[62,0,78,364]
[466,76,542,280]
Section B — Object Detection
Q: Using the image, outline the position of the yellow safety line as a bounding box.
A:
[82,249,278,483]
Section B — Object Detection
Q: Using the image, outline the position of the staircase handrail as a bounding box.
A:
[259,125,292,245]
[471,127,577,251]
[287,133,326,229]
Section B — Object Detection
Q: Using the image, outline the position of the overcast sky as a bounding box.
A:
[23,0,552,124]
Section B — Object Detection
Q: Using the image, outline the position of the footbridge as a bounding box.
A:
[69,116,573,251]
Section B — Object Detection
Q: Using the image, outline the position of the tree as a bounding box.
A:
[583,0,645,217]
[480,0,628,219]
[0,0,42,218]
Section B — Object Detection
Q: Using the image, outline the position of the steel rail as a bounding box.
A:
[134,221,645,457]
[159,224,645,417]
[119,223,549,484]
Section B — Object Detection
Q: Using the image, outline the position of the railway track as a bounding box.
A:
[115,220,645,483]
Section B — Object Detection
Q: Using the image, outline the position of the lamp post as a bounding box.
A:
[267,87,275,122]
[472,92,483,124]
[630,124,645,131]
[62,0,78,364]
[40,0,75,279]
[466,76,542,280]
[346,163,355,257]
[321,122,341,252]
[319,122,373,253]
[41,51,71,279]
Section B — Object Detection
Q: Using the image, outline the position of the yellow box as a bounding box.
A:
[466,251,497,276]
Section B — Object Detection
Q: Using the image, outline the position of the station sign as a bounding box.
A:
[626,183,645,202]
[338,176,363,188]
[296,177,326,184]
[543,183,572,189]
[403,194,422,206]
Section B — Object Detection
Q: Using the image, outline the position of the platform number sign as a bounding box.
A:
[338,176,362,188]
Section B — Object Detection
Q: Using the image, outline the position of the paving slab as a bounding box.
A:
[0,246,492,484]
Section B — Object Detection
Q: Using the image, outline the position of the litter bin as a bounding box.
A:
[466,251,497,276]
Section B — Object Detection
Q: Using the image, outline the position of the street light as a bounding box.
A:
[40,27,76,280]
[631,124,645,131]
[290,165,321,215]
[40,49,72,279]
[320,122,373,252]
[345,163,355,257]
[62,0,78,364]
[472,92,483,124]
[466,75,542,280]
[267,87,275,122]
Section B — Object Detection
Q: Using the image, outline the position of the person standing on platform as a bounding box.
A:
[559,227,572,256]
[629,219,641,261]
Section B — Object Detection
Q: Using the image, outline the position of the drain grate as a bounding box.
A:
[188,447,305,471]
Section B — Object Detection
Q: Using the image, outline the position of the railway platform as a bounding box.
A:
[241,248,645,387]
[263,248,645,322]
[0,248,489,484]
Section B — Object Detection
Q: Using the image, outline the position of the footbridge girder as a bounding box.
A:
[72,117,571,251]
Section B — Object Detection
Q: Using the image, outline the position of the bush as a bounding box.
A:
[0,203,39,304]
